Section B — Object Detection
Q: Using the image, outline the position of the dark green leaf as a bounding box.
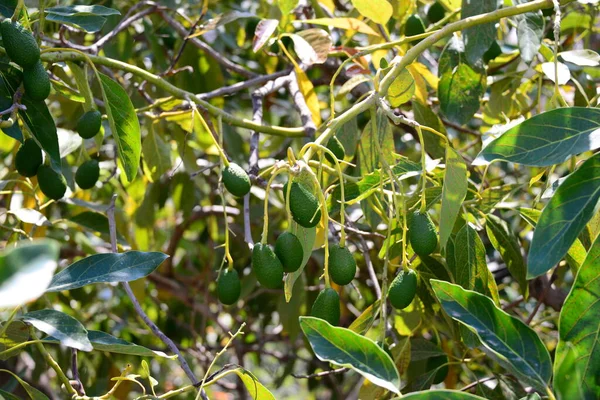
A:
[0,0,16,18]
[528,152,600,278]
[69,211,128,245]
[462,0,497,66]
[45,13,108,33]
[19,98,60,170]
[393,389,486,399]
[431,280,552,392]
[300,316,400,394]
[99,73,141,182]
[21,309,92,352]
[439,147,467,249]
[46,5,120,16]
[47,251,168,292]
[412,101,446,160]
[555,234,600,399]
[474,107,600,167]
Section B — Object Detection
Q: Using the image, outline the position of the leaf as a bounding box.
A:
[395,390,487,399]
[46,5,120,16]
[387,68,415,107]
[485,214,527,296]
[69,211,128,245]
[554,343,586,400]
[142,129,171,182]
[349,300,381,335]
[474,107,600,167]
[300,316,401,394]
[439,147,467,249]
[431,280,552,392]
[0,0,16,18]
[285,223,316,301]
[289,29,332,65]
[555,234,600,399]
[461,0,497,66]
[412,101,447,160]
[19,97,60,169]
[99,73,141,182]
[43,330,173,358]
[516,11,544,64]
[528,153,600,278]
[540,62,571,85]
[560,49,600,67]
[253,19,279,52]
[9,209,51,227]
[45,13,108,33]
[0,240,59,309]
[351,0,393,25]
[294,67,322,125]
[358,109,395,174]
[277,0,298,15]
[302,18,380,36]
[21,309,93,352]
[0,369,50,399]
[47,251,168,292]
[337,75,371,98]
[191,11,255,37]
[233,368,276,400]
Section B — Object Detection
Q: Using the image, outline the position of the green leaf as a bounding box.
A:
[560,49,600,67]
[0,321,29,360]
[0,369,49,399]
[393,390,486,399]
[19,97,61,170]
[474,107,600,167]
[358,109,395,174]
[69,211,128,245]
[233,368,276,400]
[431,280,552,392]
[299,316,401,394]
[461,0,497,66]
[46,5,120,16]
[21,309,92,352]
[43,330,173,358]
[528,153,600,278]
[554,343,586,400]
[142,129,171,182]
[485,214,527,296]
[277,0,298,15]
[349,300,381,335]
[555,234,600,399]
[516,11,544,64]
[0,0,16,18]
[45,5,120,33]
[387,68,415,107]
[47,251,168,292]
[412,101,447,160]
[439,147,467,249]
[99,73,141,182]
[351,0,393,25]
[284,223,316,301]
[0,240,59,309]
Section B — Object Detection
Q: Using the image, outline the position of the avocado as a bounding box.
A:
[328,244,356,286]
[217,268,241,305]
[76,110,102,139]
[405,15,426,41]
[409,211,438,256]
[23,61,51,101]
[0,20,40,68]
[222,163,251,197]
[15,139,42,177]
[427,2,446,24]
[285,181,322,228]
[275,231,304,273]
[37,165,67,200]
[252,243,284,289]
[388,269,417,310]
[310,288,340,326]
[325,136,345,163]
[75,159,100,189]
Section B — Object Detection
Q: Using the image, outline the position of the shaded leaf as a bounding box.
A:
[394,390,486,399]
[45,13,108,33]
[21,309,92,352]
[431,280,552,392]
[461,0,497,66]
[439,147,467,249]
[358,109,395,174]
[69,211,128,245]
[285,224,316,301]
[19,97,60,170]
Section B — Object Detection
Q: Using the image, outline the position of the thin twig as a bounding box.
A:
[71,348,85,396]
[461,375,498,392]
[292,367,348,379]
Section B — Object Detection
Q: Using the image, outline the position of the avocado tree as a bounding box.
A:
[0,0,599,398]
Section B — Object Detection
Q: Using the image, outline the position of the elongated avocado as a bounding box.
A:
[252,243,284,289]
[1,20,40,68]
[23,61,51,101]
[37,165,67,200]
[310,288,340,326]
[325,136,345,163]
[388,269,417,310]
[217,268,241,305]
[285,181,322,228]
[275,231,304,273]
[75,159,100,189]
[77,110,102,139]
[408,211,438,256]
[222,163,251,197]
[328,244,356,286]
[15,139,43,177]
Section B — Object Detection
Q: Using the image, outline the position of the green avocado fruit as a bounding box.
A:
[77,110,102,139]
[409,211,438,256]
[75,159,100,189]
[37,165,67,200]
[325,136,345,163]
[275,231,304,273]
[217,268,241,305]
[1,20,40,68]
[310,288,340,326]
[285,181,322,228]
[23,61,51,101]
[328,244,356,286]
[388,269,418,310]
[15,139,43,177]
[427,1,446,24]
[252,243,284,289]
[405,15,426,41]
[222,163,251,197]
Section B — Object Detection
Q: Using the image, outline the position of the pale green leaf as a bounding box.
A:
[142,129,171,182]
[387,68,415,107]
[439,147,467,249]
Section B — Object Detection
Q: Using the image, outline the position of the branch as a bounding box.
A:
[287,72,317,137]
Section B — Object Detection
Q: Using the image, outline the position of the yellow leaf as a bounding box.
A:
[351,0,393,25]
[410,62,438,89]
[386,68,415,107]
[392,0,416,21]
[407,64,428,104]
[302,18,380,36]
[295,67,322,126]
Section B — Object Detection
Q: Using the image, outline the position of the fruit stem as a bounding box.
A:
[11,0,24,22]
[219,184,233,265]
[261,164,288,245]
[191,103,230,167]
[415,125,428,213]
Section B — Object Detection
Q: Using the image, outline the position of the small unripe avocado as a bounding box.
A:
[328,244,356,286]
[75,159,100,189]
[15,139,42,177]
[222,163,251,197]
[23,61,51,101]
[427,1,446,24]
[388,269,418,310]
[0,20,40,68]
[285,181,322,228]
[409,211,438,256]
[217,268,241,305]
[252,243,284,289]
[37,165,67,200]
[405,15,426,40]
[77,110,102,139]
[275,231,304,273]
[311,288,340,326]
[325,136,345,163]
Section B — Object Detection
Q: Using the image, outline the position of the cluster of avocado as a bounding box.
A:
[1,20,50,101]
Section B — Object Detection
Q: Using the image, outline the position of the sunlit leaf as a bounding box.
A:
[351,0,393,25]
[22,309,93,352]
[439,147,467,249]
[302,18,380,36]
[233,368,276,400]
[142,129,171,182]
[516,11,544,64]
[560,49,600,67]
[387,68,415,107]
[253,19,279,52]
